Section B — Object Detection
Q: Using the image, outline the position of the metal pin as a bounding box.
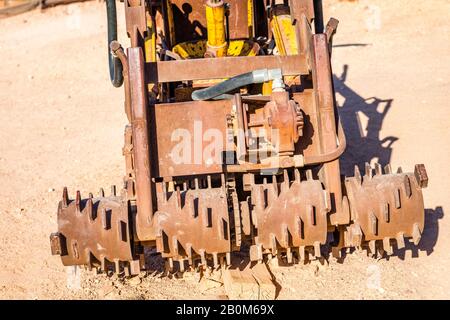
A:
[168,258,174,272]
[186,243,193,266]
[213,253,219,268]
[383,237,393,255]
[100,256,106,271]
[207,175,212,189]
[62,187,69,207]
[384,164,392,174]
[396,232,405,249]
[283,169,289,191]
[86,198,94,222]
[111,185,116,196]
[272,175,278,196]
[286,247,293,264]
[226,252,231,266]
[75,191,81,213]
[369,240,376,257]
[172,236,179,257]
[114,259,120,273]
[374,163,382,176]
[314,241,321,257]
[179,260,185,273]
[365,162,372,179]
[299,246,306,262]
[199,250,207,266]
[294,169,301,182]
[354,165,362,184]
[270,233,277,255]
[306,169,313,181]
[412,223,422,245]
[194,178,199,189]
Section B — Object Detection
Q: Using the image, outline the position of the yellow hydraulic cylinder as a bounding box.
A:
[205,0,228,57]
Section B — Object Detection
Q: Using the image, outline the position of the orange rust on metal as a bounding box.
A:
[250,171,330,260]
[153,99,233,178]
[147,54,309,83]
[311,33,347,226]
[154,182,231,266]
[50,0,429,276]
[128,47,155,241]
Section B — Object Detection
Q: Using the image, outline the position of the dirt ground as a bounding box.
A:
[0,0,449,300]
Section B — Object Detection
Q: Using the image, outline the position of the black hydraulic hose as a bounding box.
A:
[191,69,282,101]
[106,0,124,88]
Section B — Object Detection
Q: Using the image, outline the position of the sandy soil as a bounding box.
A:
[0,0,449,300]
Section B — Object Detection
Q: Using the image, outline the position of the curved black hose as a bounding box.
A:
[192,72,255,101]
[106,0,123,88]
[192,69,282,101]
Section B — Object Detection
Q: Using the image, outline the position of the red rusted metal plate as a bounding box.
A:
[153,99,233,178]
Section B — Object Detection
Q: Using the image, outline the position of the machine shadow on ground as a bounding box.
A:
[334,64,444,261]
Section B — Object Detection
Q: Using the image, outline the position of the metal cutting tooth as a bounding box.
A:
[374,163,382,175]
[75,191,81,213]
[365,162,372,180]
[412,223,422,245]
[62,187,69,208]
[86,198,94,222]
[306,169,313,181]
[396,232,405,249]
[314,241,321,257]
[299,246,306,262]
[354,165,362,184]
[384,164,392,174]
[286,247,293,264]
[383,237,393,255]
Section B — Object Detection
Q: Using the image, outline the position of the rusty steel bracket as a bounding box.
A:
[125,0,147,47]
[128,46,156,241]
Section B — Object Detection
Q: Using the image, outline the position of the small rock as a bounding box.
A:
[128,276,141,286]
[28,75,34,80]
[199,278,223,292]
[98,284,114,298]
[48,188,55,193]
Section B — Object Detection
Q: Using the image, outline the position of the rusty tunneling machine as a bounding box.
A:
[50,0,429,277]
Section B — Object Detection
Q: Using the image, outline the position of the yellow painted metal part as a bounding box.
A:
[270,12,300,87]
[173,40,257,59]
[144,12,157,63]
[248,0,254,38]
[205,0,228,57]
[166,0,176,47]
